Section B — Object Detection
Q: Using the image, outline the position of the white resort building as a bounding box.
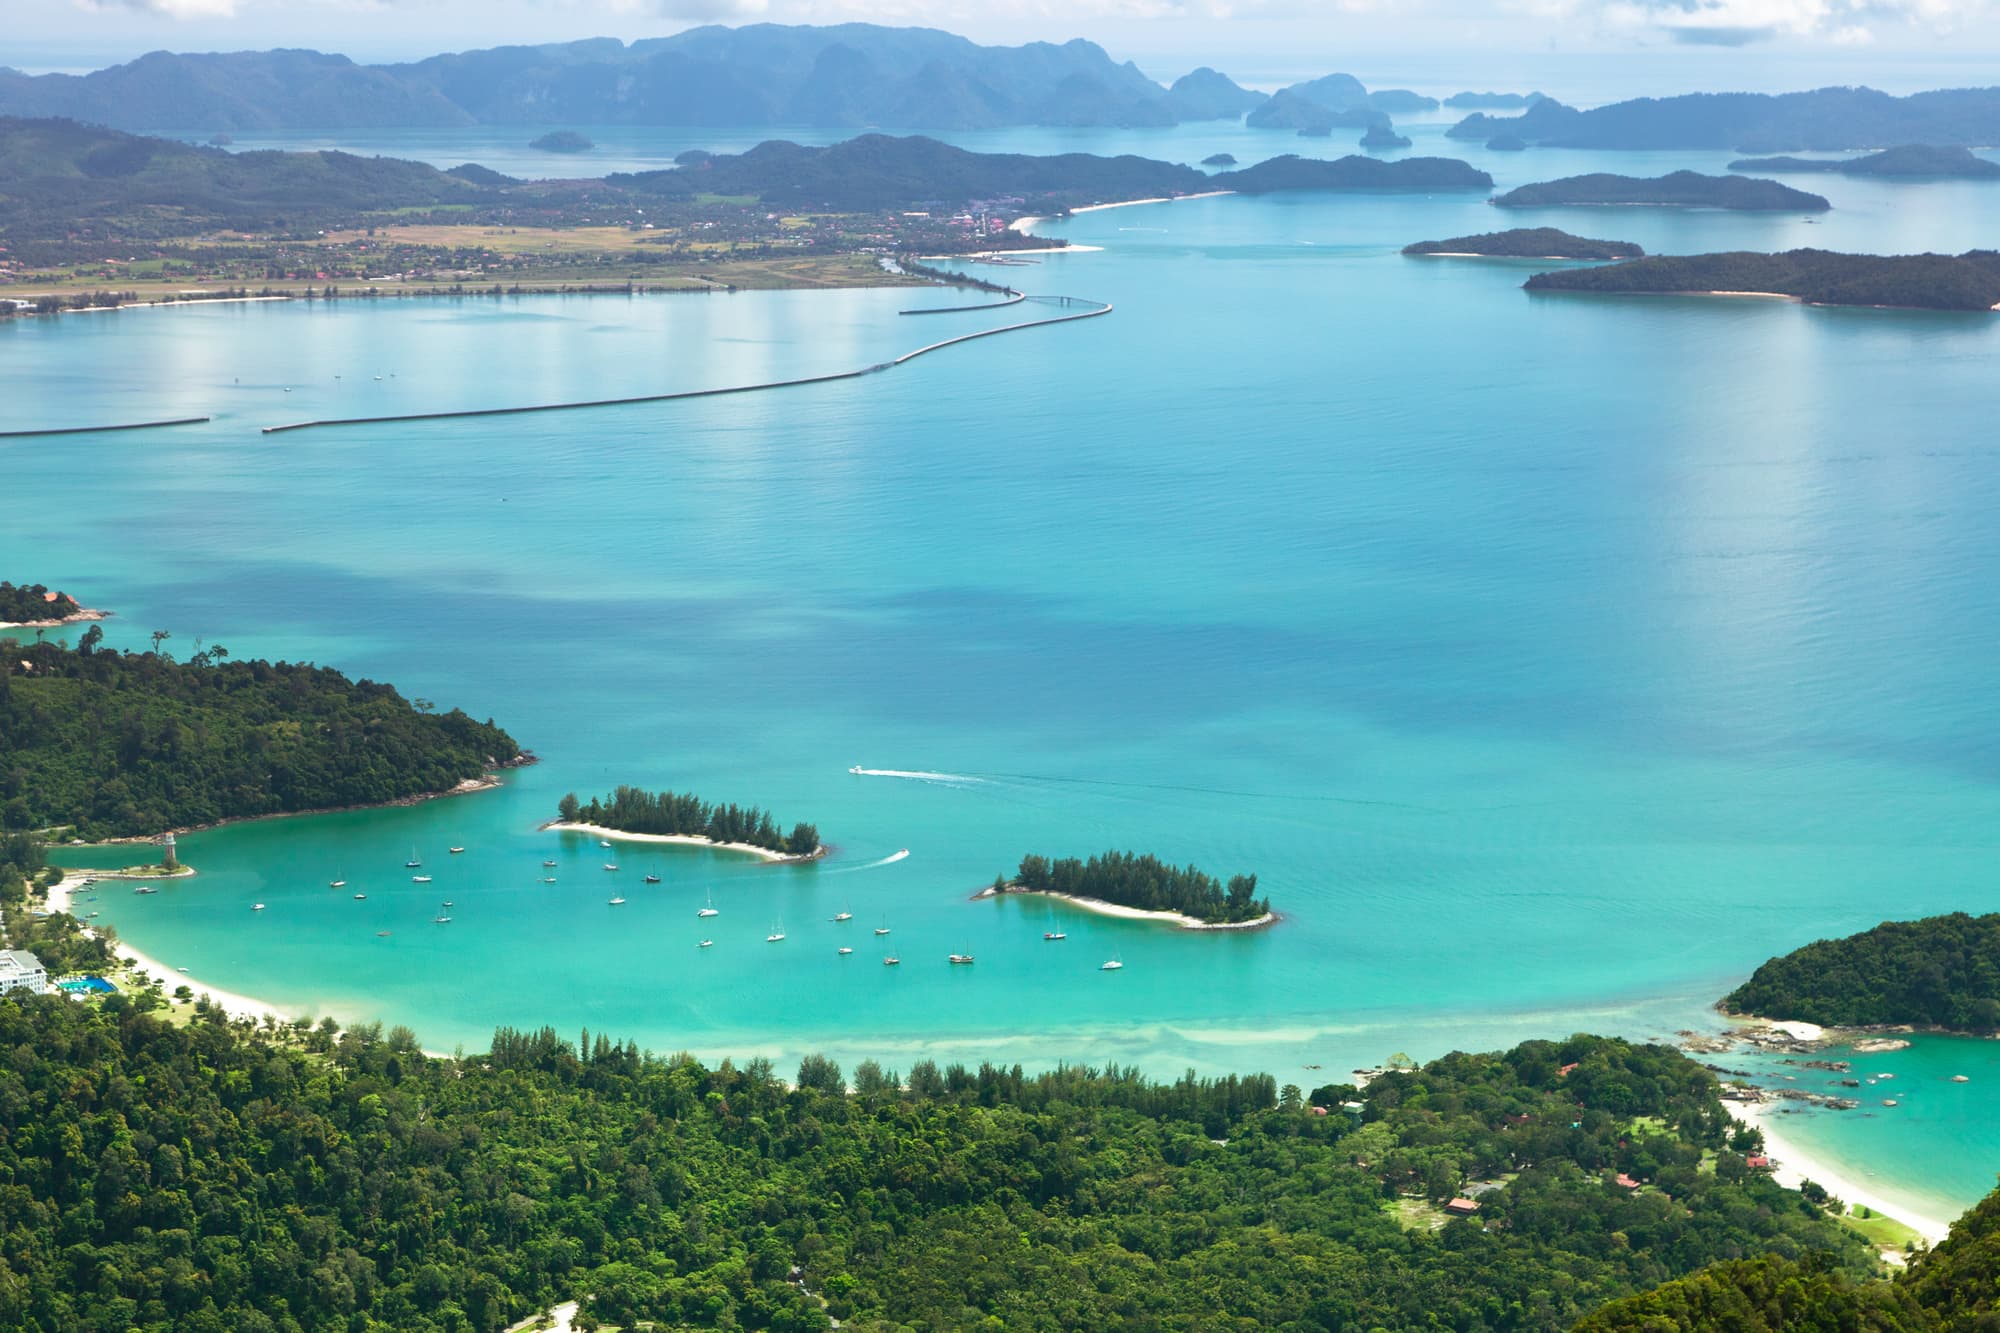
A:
[0,949,49,996]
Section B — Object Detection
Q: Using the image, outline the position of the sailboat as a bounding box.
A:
[353,892,367,900]
[882,954,901,966]
[603,862,619,872]
[542,859,557,867]
[1101,956,1124,972]
[697,890,718,918]
[644,872,662,884]
[874,918,891,936]
[252,903,266,911]
[833,904,853,922]
[433,902,452,924]
[599,839,613,848]
[448,846,466,855]
[405,847,422,868]
[1044,929,1067,941]
[329,878,346,888]
[608,895,627,906]
[412,874,433,884]
[699,939,714,949]
[542,876,557,883]
[837,946,853,955]
[949,950,975,965]
[766,922,786,942]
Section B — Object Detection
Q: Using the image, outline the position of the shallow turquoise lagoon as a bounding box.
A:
[8,141,2000,1209]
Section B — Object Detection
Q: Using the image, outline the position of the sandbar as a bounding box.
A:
[543,820,825,864]
[976,883,1276,931]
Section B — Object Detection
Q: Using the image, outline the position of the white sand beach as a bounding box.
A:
[544,821,821,863]
[1730,1097,1953,1246]
[977,884,1276,931]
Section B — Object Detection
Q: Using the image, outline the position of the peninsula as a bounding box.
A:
[1728,143,2000,179]
[1722,912,2000,1030]
[0,631,524,839]
[1494,171,1831,211]
[980,850,1275,928]
[1404,227,1643,259]
[1523,248,2000,311]
[0,581,103,628]
[550,786,823,860]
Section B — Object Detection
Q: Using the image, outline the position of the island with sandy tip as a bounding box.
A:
[1404,227,1643,260]
[0,580,106,629]
[976,849,1276,930]
[550,786,826,862]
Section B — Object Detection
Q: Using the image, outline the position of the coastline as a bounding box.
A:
[0,606,108,630]
[1728,1095,1953,1247]
[542,820,827,864]
[1009,190,1235,235]
[975,883,1278,931]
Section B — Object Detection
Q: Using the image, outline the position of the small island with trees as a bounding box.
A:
[0,581,101,628]
[1722,912,2000,1030]
[550,785,823,861]
[979,849,1274,928]
[1729,143,2000,179]
[1494,171,1831,211]
[1200,152,1237,166]
[1524,248,2000,311]
[528,130,594,153]
[1404,227,1643,260]
[0,632,525,839]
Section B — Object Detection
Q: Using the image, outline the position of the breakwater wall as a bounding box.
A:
[0,417,211,440]
[262,296,1110,436]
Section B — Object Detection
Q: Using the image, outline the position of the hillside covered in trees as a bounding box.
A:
[556,785,820,857]
[1495,171,1831,211]
[0,999,1882,1332]
[1525,249,2000,311]
[1579,1182,2000,1330]
[1004,849,1272,923]
[0,634,522,838]
[0,580,82,623]
[1722,913,2000,1029]
[1217,153,1492,192]
[1404,227,1643,259]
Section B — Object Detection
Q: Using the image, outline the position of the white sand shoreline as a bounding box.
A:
[543,821,824,864]
[0,607,108,630]
[1728,1097,1953,1246]
[976,884,1277,931]
[1010,190,1235,233]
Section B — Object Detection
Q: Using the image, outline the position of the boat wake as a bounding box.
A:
[828,848,912,874]
[847,767,982,786]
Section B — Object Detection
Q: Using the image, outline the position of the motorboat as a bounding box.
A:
[1044,931,1067,941]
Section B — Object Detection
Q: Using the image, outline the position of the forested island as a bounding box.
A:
[986,850,1273,926]
[1494,171,1831,211]
[1404,227,1643,259]
[0,633,523,839]
[1722,913,2000,1030]
[553,785,821,859]
[1217,153,1492,193]
[1728,144,2000,179]
[1360,125,1413,150]
[0,999,1907,1331]
[1524,249,2000,312]
[0,581,93,626]
[1446,85,2000,152]
[528,130,593,153]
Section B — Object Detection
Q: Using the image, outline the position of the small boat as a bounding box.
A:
[1101,959,1124,971]
[406,847,422,868]
[608,896,627,906]
[599,839,613,848]
[838,946,854,955]
[433,911,452,924]
[449,846,466,854]
[883,955,901,966]
[644,873,662,884]
[375,930,392,937]
[542,859,557,867]
[86,911,99,919]
[699,939,714,948]
[542,876,557,884]
[833,906,853,922]
[603,863,619,872]
[252,903,266,911]
[1044,931,1067,941]
[412,875,433,883]
[767,922,786,942]
[698,890,719,918]
[329,879,346,888]
[177,966,190,973]
[949,953,975,965]
[848,765,863,774]
[134,886,158,895]
[442,900,454,907]
[874,920,891,935]
[354,893,367,900]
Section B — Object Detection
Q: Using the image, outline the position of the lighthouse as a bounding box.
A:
[160,832,178,871]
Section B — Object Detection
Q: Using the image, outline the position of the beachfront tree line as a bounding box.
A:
[0,636,523,839]
[1006,849,1271,923]
[559,785,819,857]
[0,994,1902,1333]
[0,582,80,623]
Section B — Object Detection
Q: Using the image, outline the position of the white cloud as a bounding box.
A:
[1526,0,1998,44]
[78,0,243,16]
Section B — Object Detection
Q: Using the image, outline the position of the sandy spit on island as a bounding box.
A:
[542,821,825,864]
[0,607,109,630]
[1728,1096,1953,1246]
[975,884,1277,931]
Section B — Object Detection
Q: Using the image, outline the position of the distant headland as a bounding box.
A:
[1524,248,2000,311]
[1494,171,1830,212]
[0,581,104,629]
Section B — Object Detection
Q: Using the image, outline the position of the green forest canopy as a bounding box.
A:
[0,1000,1883,1332]
[1722,912,2000,1030]
[1524,249,2000,312]
[0,634,522,839]
[558,785,819,857]
[1493,170,1831,210]
[1009,849,1271,923]
[0,581,81,622]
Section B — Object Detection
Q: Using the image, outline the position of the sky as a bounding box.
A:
[10,0,2000,95]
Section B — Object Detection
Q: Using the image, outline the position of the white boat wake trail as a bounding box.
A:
[830,848,913,874]
[847,767,982,786]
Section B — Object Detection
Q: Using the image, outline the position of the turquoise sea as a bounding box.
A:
[9,122,2000,1212]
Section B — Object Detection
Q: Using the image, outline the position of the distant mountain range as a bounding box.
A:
[1449,87,2000,152]
[0,24,1534,138]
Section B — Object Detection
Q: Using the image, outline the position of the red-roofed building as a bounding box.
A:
[1746,1155,1772,1170]
[1557,1062,1579,1077]
[1614,1173,1640,1189]
[1443,1198,1481,1216]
